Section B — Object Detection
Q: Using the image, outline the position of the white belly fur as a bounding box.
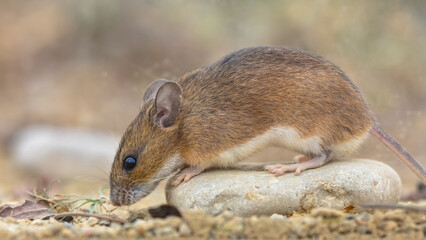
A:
[209,126,370,168]
[209,126,323,167]
[330,133,369,160]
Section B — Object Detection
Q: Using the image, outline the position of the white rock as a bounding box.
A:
[166,159,401,217]
[11,125,119,178]
[270,214,286,220]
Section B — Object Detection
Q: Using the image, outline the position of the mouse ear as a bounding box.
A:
[154,81,182,128]
[143,79,169,103]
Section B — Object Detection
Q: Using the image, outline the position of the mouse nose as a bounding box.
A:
[110,189,121,206]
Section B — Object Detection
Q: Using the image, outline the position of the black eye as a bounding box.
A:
[123,157,137,171]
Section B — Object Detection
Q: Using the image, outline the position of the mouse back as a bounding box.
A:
[176,47,374,167]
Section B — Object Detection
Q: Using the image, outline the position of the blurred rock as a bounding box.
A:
[11,126,118,179]
[401,182,426,201]
[166,159,401,216]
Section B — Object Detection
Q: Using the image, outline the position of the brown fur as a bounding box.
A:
[177,47,373,166]
[110,46,378,205]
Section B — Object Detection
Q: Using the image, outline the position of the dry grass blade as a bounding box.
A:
[29,182,113,214]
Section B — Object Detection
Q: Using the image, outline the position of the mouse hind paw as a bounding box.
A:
[265,152,330,177]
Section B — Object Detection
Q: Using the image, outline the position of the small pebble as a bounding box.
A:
[17,219,31,224]
[64,222,73,229]
[270,214,286,220]
[46,223,64,236]
[355,212,370,225]
[82,227,94,237]
[219,210,234,220]
[250,215,259,222]
[383,209,405,222]
[301,217,317,228]
[48,217,57,224]
[127,229,138,238]
[107,226,121,237]
[220,217,244,232]
[31,219,43,226]
[178,223,191,236]
[110,222,122,230]
[4,218,18,224]
[60,228,73,238]
[311,208,344,218]
[337,220,356,234]
[383,221,398,231]
[98,220,110,226]
[155,226,175,236]
[133,220,147,236]
[87,217,99,226]
[123,222,134,230]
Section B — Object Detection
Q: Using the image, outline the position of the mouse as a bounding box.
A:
[109,46,426,206]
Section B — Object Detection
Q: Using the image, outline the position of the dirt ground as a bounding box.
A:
[0,150,425,240]
[0,199,425,239]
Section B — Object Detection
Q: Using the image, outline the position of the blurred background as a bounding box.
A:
[0,0,425,207]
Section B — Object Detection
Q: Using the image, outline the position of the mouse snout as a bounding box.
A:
[110,185,133,206]
[110,183,151,206]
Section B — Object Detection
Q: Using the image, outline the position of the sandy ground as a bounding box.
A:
[0,200,425,239]
[0,150,425,239]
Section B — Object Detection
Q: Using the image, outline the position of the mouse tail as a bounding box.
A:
[371,125,426,184]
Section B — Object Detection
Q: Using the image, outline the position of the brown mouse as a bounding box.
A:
[109,46,426,206]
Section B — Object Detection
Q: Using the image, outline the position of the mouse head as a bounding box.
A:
[110,79,185,206]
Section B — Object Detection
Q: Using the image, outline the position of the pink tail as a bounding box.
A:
[371,125,426,184]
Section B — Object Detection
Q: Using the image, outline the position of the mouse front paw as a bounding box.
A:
[171,165,205,187]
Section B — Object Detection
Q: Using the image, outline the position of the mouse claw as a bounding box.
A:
[265,164,288,176]
[294,167,302,176]
[171,175,185,187]
[171,165,204,187]
[264,164,279,171]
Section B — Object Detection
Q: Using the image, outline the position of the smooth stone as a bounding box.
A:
[11,125,119,178]
[166,159,401,217]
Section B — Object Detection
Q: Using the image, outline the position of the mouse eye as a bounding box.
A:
[123,157,137,171]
